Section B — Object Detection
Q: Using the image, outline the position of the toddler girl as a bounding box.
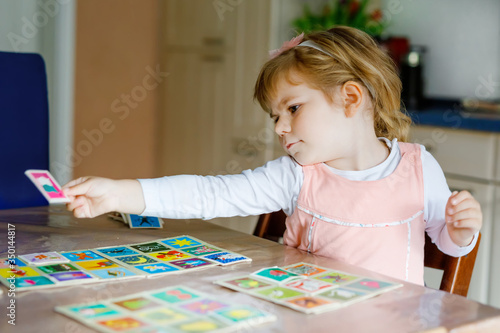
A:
[64,26,482,285]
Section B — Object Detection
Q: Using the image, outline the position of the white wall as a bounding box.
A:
[0,0,76,184]
[382,0,500,100]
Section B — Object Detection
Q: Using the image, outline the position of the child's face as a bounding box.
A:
[269,73,355,167]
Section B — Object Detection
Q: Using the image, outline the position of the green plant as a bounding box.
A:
[293,0,387,37]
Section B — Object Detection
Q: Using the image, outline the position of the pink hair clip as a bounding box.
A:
[269,33,305,59]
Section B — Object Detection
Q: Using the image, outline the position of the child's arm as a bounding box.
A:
[64,156,302,220]
[63,177,145,218]
[445,190,482,247]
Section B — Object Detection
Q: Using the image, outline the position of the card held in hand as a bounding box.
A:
[25,169,70,203]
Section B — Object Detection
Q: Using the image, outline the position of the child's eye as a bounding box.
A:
[289,105,300,113]
[272,116,279,124]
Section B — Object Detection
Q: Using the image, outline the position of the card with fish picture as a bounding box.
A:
[25,169,70,203]
[95,246,139,258]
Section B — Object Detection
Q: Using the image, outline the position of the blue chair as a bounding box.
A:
[0,51,50,209]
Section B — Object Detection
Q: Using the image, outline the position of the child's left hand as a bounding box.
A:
[445,190,482,247]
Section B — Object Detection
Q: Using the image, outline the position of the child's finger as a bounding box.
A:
[64,177,93,196]
[450,218,481,230]
[66,196,87,212]
[447,198,479,216]
[448,208,481,223]
[63,176,88,189]
[449,190,472,206]
[74,205,90,218]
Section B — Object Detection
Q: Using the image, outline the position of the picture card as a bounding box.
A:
[19,252,69,266]
[128,214,163,228]
[202,251,251,266]
[24,169,70,203]
[94,246,139,258]
[251,267,302,283]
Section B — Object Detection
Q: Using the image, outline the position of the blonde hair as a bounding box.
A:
[254,26,411,142]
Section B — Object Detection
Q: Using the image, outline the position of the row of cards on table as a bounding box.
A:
[56,285,276,333]
[216,262,402,314]
[0,236,251,290]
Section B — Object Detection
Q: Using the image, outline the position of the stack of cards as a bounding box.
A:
[0,236,252,291]
[108,212,164,229]
[25,169,70,204]
[216,262,402,314]
[56,285,276,333]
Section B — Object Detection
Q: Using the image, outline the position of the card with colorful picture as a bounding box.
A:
[55,285,276,333]
[94,246,140,258]
[251,267,303,284]
[282,262,328,276]
[159,236,203,249]
[19,252,69,266]
[201,251,252,266]
[128,214,163,228]
[129,242,170,254]
[24,169,70,203]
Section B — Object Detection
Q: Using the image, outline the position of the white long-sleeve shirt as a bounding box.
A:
[139,138,477,257]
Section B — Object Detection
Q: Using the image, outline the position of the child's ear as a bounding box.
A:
[340,81,364,118]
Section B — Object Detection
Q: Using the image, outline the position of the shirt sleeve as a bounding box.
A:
[422,146,478,257]
[137,156,303,219]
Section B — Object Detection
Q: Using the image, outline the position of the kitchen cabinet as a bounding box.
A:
[492,186,500,308]
[410,125,499,307]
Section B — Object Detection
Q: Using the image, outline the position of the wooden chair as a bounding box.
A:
[254,210,481,297]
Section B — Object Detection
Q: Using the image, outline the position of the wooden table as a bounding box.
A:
[0,206,499,333]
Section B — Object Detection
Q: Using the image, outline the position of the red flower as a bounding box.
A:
[371,9,383,21]
[349,1,360,16]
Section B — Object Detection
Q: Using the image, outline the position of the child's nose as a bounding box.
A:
[274,117,291,136]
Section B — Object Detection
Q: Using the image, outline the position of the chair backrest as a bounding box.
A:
[0,51,50,209]
[254,210,481,297]
[424,232,481,297]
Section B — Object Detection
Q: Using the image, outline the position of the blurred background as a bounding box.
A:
[1,0,499,306]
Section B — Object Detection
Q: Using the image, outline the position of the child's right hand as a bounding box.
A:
[63,177,145,218]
